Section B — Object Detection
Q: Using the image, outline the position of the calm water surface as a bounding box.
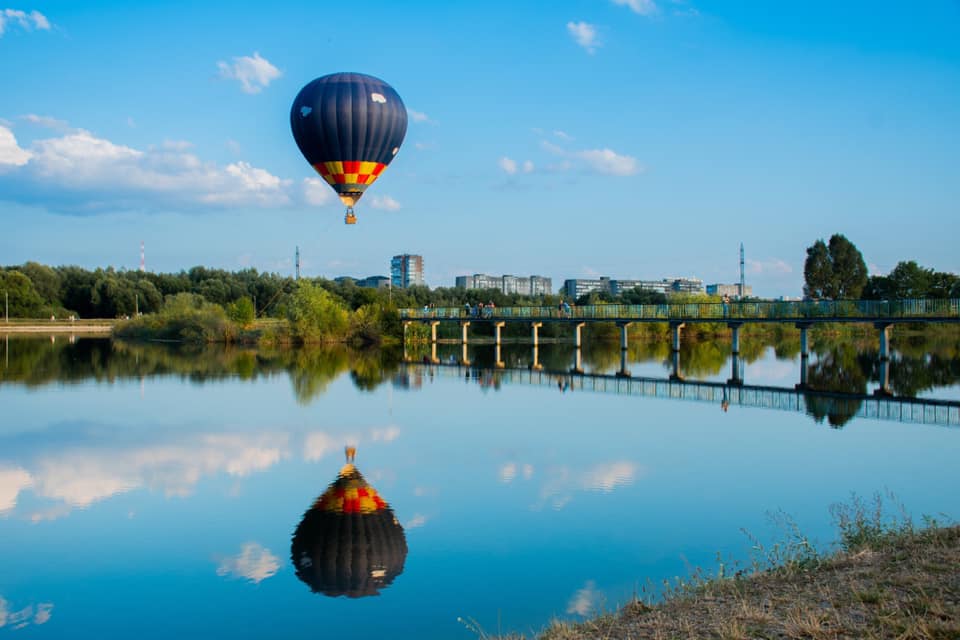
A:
[1,334,959,638]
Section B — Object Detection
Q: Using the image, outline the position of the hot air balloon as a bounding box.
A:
[291,447,407,597]
[290,73,408,225]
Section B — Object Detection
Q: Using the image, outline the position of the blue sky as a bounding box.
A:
[1,0,958,296]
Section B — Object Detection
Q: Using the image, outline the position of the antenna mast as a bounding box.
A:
[140,241,145,272]
[739,242,745,300]
[295,246,301,280]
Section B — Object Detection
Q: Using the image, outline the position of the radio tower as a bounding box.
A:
[739,242,745,300]
[140,241,145,272]
[295,246,301,280]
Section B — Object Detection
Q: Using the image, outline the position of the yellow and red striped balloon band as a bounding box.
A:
[313,161,386,187]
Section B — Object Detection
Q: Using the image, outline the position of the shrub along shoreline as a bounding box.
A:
[482,498,958,640]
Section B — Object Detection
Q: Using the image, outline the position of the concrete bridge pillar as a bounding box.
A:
[460,321,470,344]
[531,322,542,347]
[494,321,505,346]
[617,322,632,350]
[728,322,743,354]
[728,353,744,386]
[617,349,631,378]
[430,321,440,344]
[495,344,504,369]
[571,347,583,374]
[670,321,685,352]
[460,342,471,366]
[669,349,684,381]
[796,354,809,389]
[573,322,585,348]
[531,345,542,370]
[430,341,439,364]
[875,358,892,396]
[796,322,813,358]
[875,322,894,360]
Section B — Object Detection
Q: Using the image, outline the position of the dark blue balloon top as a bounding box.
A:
[290,72,408,167]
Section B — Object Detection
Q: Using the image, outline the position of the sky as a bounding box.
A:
[1,0,958,297]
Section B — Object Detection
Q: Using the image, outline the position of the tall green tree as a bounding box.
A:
[803,240,833,299]
[0,270,45,317]
[803,234,867,299]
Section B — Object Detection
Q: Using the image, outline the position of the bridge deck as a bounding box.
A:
[398,362,960,427]
[400,299,960,324]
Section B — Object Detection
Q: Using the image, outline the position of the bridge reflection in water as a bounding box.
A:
[396,362,960,428]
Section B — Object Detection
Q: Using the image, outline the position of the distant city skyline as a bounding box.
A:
[2,1,958,298]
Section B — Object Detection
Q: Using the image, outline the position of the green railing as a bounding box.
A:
[399,299,960,322]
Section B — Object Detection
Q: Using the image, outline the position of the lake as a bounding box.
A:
[1,332,959,638]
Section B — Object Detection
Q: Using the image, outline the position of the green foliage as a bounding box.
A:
[803,234,868,299]
[0,270,45,317]
[114,293,236,343]
[620,286,668,305]
[862,260,960,300]
[287,281,350,343]
[227,296,255,326]
[830,492,916,552]
[19,261,61,306]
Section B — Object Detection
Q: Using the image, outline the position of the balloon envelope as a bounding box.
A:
[290,72,407,210]
[291,460,407,598]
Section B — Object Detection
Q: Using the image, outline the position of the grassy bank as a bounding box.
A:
[484,499,958,640]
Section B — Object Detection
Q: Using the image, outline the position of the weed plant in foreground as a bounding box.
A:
[482,494,958,639]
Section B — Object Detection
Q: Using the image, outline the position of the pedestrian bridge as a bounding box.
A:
[397,362,960,428]
[400,298,960,360]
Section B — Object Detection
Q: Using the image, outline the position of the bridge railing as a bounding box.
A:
[399,299,960,322]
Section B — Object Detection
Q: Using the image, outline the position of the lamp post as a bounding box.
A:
[4,290,7,323]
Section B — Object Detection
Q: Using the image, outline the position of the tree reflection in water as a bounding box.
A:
[2,334,959,413]
[803,344,872,428]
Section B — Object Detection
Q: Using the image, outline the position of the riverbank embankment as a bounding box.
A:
[1,320,114,333]
[489,522,959,639]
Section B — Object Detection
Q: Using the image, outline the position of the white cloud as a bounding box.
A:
[499,462,517,483]
[566,580,601,616]
[20,114,73,133]
[303,431,337,462]
[0,466,32,512]
[369,194,401,211]
[522,160,535,174]
[553,130,572,141]
[567,21,599,54]
[302,177,333,206]
[0,9,51,36]
[8,431,289,510]
[612,0,659,16]
[216,542,280,583]
[160,139,193,151]
[405,513,427,529]
[582,461,638,492]
[0,597,53,629]
[575,148,640,176]
[225,138,242,154]
[499,156,518,175]
[538,136,642,176]
[746,258,793,275]
[0,126,31,168]
[370,426,400,442]
[1,126,295,211]
[408,109,430,123]
[217,51,282,94]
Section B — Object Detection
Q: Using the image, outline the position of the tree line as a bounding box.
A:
[803,234,959,300]
[0,261,671,321]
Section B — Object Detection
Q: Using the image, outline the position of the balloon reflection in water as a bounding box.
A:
[291,447,407,597]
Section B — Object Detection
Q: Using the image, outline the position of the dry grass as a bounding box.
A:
[485,521,959,640]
